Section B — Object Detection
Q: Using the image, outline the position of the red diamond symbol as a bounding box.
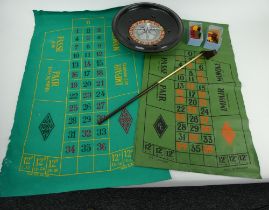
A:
[222,122,236,144]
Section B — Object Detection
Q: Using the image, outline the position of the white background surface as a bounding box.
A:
[0,0,269,186]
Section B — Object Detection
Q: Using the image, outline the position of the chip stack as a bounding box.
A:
[204,25,223,50]
[188,22,203,46]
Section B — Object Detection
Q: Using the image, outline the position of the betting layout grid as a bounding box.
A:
[19,17,139,176]
[141,49,254,170]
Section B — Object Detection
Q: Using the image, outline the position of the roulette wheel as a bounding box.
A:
[112,2,184,52]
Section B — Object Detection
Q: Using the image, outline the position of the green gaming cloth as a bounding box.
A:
[0,9,170,197]
[133,20,261,179]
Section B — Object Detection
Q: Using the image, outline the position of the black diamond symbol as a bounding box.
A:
[118,108,132,134]
[154,115,167,138]
[39,113,55,141]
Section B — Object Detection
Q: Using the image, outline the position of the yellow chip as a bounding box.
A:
[193,25,199,31]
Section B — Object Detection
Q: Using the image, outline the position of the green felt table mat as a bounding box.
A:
[133,20,261,179]
[0,8,170,197]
